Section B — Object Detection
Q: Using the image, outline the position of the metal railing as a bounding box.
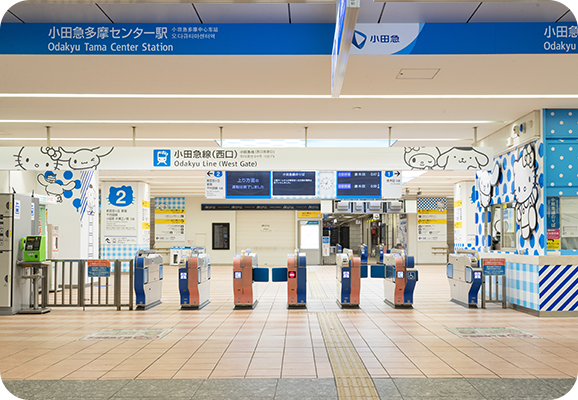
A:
[481,274,507,309]
[46,259,134,310]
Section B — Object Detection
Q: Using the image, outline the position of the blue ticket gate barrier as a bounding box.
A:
[370,249,418,308]
[272,250,307,308]
[179,253,211,310]
[336,250,368,308]
[134,250,163,310]
[447,250,483,308]
[359,244,368,264]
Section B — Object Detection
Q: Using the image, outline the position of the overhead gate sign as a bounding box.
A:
[1,147,494,172]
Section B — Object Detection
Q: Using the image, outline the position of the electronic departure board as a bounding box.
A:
[226,171,271,198]
[336,171,381,198]
[272,171,316,197]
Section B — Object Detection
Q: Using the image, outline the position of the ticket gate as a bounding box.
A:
[179,253,211,310]
[359,244,368,264]
[135,250,163,310]
[336,249,367,308]
[170,247,181,266]
[371,249,418,308]
[447,250,483,308]
[377,244,385,264]
[233,249,269,309]
[272,250,307,308]
[336,244,342,253]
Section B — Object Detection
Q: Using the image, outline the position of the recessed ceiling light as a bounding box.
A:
[353,107,362,110]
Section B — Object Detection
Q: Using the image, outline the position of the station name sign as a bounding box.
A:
[3,146,494,172]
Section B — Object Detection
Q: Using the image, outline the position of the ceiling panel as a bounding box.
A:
[98,3,201,24]
[290,3,335,23]
[194,3,288,23]
[380,2,480,23]
[357,0,385,24]
[558,9,576,22]
[469,1,571,23]
[1,11,21,23]
[7,3,111,23]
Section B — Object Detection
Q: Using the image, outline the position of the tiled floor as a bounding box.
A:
[1,263,577,399]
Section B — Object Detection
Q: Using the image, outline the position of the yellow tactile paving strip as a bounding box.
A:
[307,271,332,299]
[317,312,380,400]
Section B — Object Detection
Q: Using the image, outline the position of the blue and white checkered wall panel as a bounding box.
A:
[539,265,578,311]
[506,262,539,310]
[417,197,447,210]
[101,244,150,272]
[155,197,185,209]
[474,139,545,255]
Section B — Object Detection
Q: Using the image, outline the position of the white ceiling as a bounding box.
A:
[1,1,577,199]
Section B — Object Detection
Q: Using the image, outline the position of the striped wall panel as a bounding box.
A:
[539,265,578,312]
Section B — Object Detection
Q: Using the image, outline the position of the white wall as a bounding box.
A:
[0,172,9,193]
[154,197,320,265]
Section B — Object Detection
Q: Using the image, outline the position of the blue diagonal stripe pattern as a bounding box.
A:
[539,265,578,311]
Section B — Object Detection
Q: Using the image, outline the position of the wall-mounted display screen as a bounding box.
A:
[272,171,316,197]
[226,171,271,198]
[337,171,381,198]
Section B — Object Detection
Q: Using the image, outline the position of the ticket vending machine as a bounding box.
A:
[134,250,163,310]
[233,249,269,309]
[336,249,364,308]
[371,249,418,308]
[447,250,483,307]
[272,250,307,308]
[179,253,211,309]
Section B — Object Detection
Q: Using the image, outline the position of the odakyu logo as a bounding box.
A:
[153,149,171,167]
[352,30,367,50]
[108,185,135,208]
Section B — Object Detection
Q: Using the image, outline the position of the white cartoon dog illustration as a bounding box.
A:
[437,147,490,170]
[513,144,538,240]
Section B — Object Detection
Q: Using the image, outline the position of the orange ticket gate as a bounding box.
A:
[179,253,211,310]
[272,250,307,308]
[233,250,269,309]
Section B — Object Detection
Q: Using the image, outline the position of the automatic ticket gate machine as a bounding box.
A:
[336,249,367,308]
[179,253,211,310]
[134,250,163,310]
[359,244,368,264]
[272,250,307,308]
[377,244,385,264]
[447,250,483,308]
[371,249,418,308]
[233,249,269,309]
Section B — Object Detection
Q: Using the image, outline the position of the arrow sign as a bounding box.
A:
[383,170,402,199]
[205,170,225,199]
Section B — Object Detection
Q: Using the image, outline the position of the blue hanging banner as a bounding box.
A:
[0,22,576,55]
[0,23,334,55]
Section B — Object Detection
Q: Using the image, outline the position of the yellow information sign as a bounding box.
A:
[156,219,185,224]
[454,221,463,229]
[142,222,150,230]
[547,239,561,250]
[416,208,447,215]
[454,200,462,208]
[142,200,150,208]
[155,208,185,214]
[418,219,447,225]
[298,211,321,218]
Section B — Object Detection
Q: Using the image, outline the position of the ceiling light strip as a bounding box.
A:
[0,93,577,99]
[0,120,504,124]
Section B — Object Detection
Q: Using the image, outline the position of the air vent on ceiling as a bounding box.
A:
[396,68,440,80]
